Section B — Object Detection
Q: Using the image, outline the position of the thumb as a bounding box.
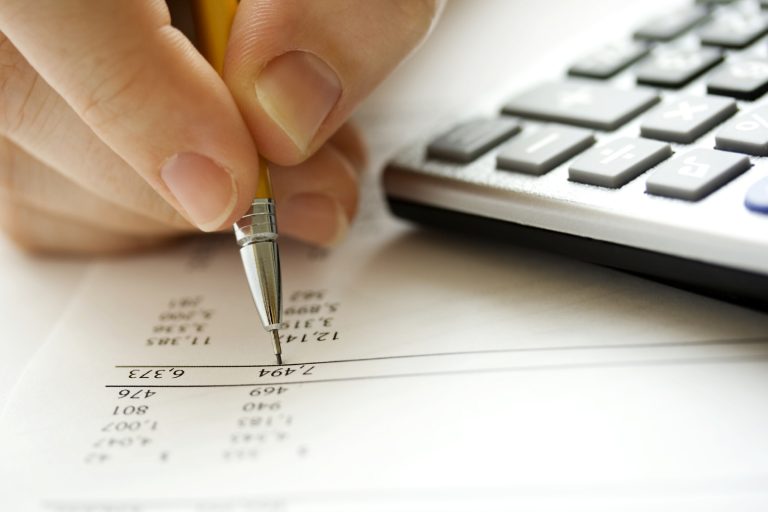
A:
[0,0,261,232]
[224,0,442,165]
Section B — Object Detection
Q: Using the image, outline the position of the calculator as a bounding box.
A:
[383,0,768,307]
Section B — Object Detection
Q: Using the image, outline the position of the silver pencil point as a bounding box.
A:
[272,330,283,365]
[234,198,284,365]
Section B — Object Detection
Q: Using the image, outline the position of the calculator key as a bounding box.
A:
[427,118,520,163]
[569,138,672,188]
[699,12,768,48]
[640,95,736,144]
[636,48,723,88]
[568,42,649,79]
[634,7,708,41]
[715,106,768,155]
[502,82,659,131]
[646,149,749,201]
[707,59,768,100]
[745,177,768,214]
[497,125,595,176]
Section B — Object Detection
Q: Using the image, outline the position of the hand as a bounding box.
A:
[0,0,441,254]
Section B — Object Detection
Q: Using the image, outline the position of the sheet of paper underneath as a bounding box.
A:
[3,163,768,511]
[3,91,768,511]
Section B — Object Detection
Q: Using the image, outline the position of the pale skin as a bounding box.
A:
[0,0,441,254]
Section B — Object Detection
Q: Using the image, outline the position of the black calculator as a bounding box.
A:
[383,0,768,307]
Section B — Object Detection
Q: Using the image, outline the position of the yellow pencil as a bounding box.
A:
[192,0,284,365]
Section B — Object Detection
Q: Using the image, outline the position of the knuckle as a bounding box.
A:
[76,51,151,132]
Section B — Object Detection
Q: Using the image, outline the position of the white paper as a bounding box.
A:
[3,152,768,511]
[0,238,90,412]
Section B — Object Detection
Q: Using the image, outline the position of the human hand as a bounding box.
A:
[0,0,440,254]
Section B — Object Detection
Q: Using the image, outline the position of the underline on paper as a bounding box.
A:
[106,352,768,388]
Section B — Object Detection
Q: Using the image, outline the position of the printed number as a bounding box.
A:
[128,368,185,379]
[101,420,157,432]
[249,386,289,397]
[112,405,149,416]
[242,401,281,412]
[256,365,313,378]
[117,389,156,399]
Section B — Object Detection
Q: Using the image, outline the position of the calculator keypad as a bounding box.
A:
[410,1,768,224]
[645,149,749,201]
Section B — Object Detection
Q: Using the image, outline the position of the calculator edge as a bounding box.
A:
[383,161,768,309]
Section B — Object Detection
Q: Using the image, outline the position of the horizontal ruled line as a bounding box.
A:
[113,336,768,369]
[105,353,768,388]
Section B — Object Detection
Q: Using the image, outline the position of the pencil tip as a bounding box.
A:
[272,330,283,365]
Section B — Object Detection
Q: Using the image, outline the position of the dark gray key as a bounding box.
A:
[634,7,708,41]
[699,12,768,48]
[502,82,659,131]
[646,149,749,200]
[640,95,736,143]
[707,59,768,100]
[569,137,672,188]
[568,42,649,79]
[636,48,723,88]
[715,106,768,155]
[427,118,520,163]
[497,125,594,176]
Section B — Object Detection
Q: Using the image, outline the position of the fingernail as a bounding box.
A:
[280,193,349,247]
[256,51,341,154]
[160,152,237,231]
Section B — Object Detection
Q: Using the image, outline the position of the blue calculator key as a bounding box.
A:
[745,177,768,214]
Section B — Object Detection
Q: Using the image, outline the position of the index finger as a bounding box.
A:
[0,0,259,231]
